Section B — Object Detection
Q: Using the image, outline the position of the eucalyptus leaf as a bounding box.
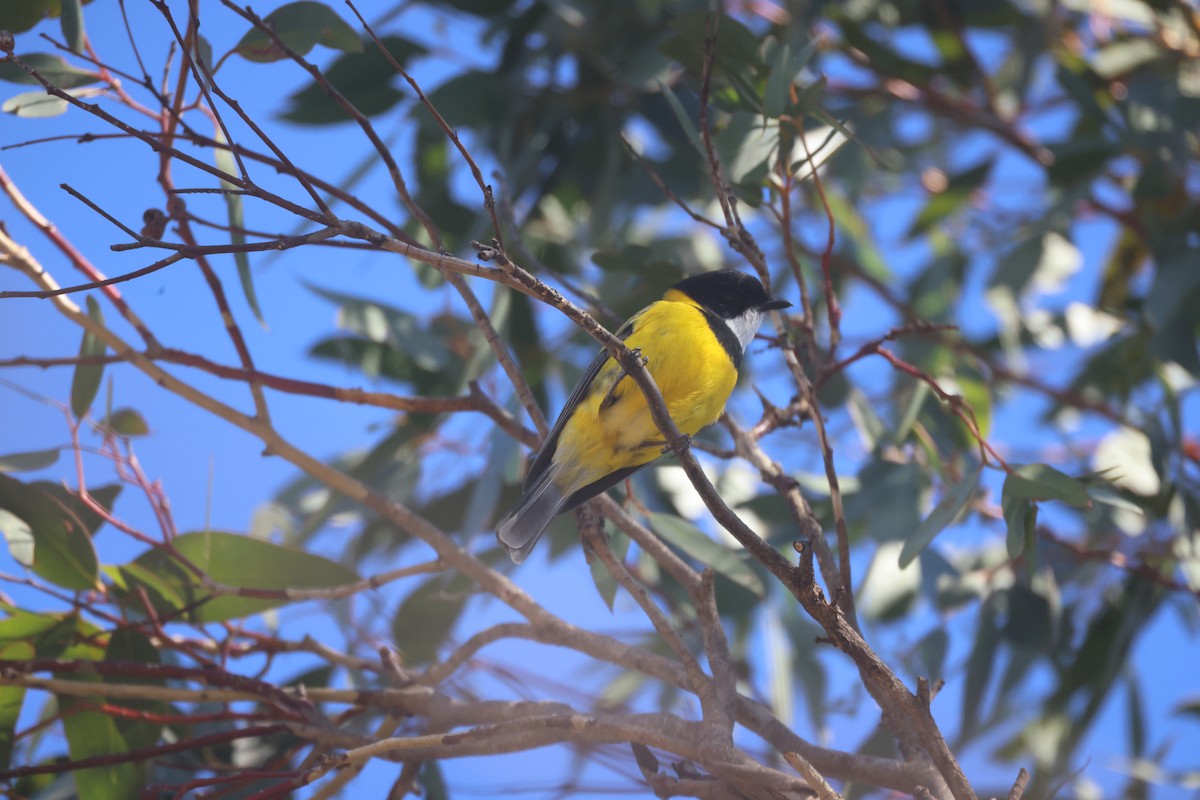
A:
[1005,464,1092,509]
[280,35,424,124]
[59,0,85,52]
[1001,490,1037,560]
[899,464,981,567]
[391,572,473,665]
[118,530,361,623]
[0,86,100,116]
[909,160,992,238]
[0,510,33,568]
[0,640,33,770]
[418,762,449,800]
[962,594,999,738]
[101,408,150,437]
[38,483,121,537]
[657,80,707,160]
[0,474,99,591]
[233,1,362,63]
[589,522,630,612]
[60,697,142,800]
[1002,585,1053,651]
[763,42,790,118]
[0,449,60,473]
[648,513,764,596]
[70,296,106,419]
[0,53,99,88]
[213,132,264,325]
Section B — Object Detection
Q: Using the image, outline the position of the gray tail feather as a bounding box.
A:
[496,468,567,564]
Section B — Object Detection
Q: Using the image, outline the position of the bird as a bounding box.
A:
[496,269,790,563]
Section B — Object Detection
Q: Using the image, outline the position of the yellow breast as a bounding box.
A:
[554,298,738,491]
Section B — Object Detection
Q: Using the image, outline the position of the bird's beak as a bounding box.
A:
[761,297,791,311]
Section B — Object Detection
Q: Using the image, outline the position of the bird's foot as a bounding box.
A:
[661,433,691,455]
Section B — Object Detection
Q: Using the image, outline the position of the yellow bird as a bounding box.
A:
[497,269,790,563]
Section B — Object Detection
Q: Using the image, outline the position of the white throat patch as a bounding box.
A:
[725,308,764,353]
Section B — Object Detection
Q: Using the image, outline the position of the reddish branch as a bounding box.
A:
[818,323,1011,470]
[794,115,842,351]
[0,725,288,780]
[871,345,1010,471]
[0,349,534,446]
[771,124,857,626]
[0,165,159,348]
[95,703,275,726]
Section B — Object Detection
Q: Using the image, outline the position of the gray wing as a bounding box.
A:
[561,464,645,512]
[522,310,642,493]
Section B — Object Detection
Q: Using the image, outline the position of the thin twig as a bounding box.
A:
[346,1,504,245]
[1007,767,1030,800]
[218,0,439,244]
[694,570,736,739]
[578,510,715,709]
[783,752,841,800]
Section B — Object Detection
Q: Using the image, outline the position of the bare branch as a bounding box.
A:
[1007,768,1031,800]
[784,752,840,800]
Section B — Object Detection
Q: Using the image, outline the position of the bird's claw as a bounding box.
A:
[661,433,691,455]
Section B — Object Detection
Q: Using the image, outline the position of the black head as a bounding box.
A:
[670,269,791,319]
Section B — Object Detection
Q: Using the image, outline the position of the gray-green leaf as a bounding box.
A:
[648,513,764,596]
[70,296,106,419]
[1004,463,1091,509]
[233,1,363,63]
[900,464,981,567]
[0,448,60,473]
